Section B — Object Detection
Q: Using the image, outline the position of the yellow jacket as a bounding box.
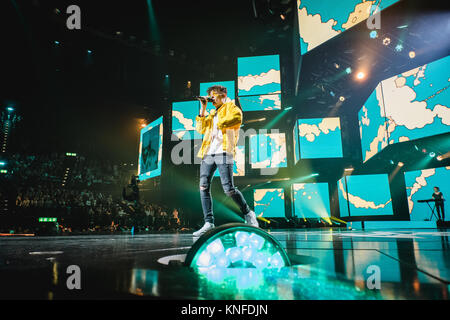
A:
[195,101,243,159]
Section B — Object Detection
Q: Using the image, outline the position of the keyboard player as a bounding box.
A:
[432,186,445,221]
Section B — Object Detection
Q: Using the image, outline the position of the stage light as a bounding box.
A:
[429,152,436,158]
[345,67,352,74]
[0,162,5,166]
[356,71,365,80]
[334,63,340,69]
[339,96,345,102]
[7,107,14,112]
[311,173,319,177]
[395,44,403,52]
[437,155,443,161]
[87,50,92,54]
[280,14,285,20]
[344,167,354,172]
[54,40,60,45]
[398,162,404,167]
[369,30,377,39]
[409,51,416,58]
[389,160,395,165]
[284,106,292,110]
[185,223,290,271]
[383,37,391,46]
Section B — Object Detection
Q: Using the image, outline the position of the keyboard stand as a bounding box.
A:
[426,201,438,221]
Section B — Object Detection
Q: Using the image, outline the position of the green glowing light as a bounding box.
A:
[186,223,290,273]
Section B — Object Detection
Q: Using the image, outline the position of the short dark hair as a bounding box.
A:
[434,186,440,190]
[207,85,227,96]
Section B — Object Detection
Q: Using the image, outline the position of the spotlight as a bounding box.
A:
[409,51,416,58]
[345,67,352,74]
[429,152,436,158]
[339,96,345,102]
[54,40,60,45]
[395,44,403,52]
[383,37,391,46]
[311,173,319,177]
[7,107,14,112]
[344,167,354,172]
[369,30,378,39]
[437,155,443,161]
[398,162,404,167]
[356,71,365,80]
[334,63,340,69]
[284,106,292,110]
[87,49,92,54]
[389,160,395,165]
[185,223,290,270]
[280,14,285,20]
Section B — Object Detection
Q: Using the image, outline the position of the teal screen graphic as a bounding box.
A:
[293,122,300,164]
[172,101,202,140]
[338,174,393,217]
[359,55,450,162]
[297,0,400,54]
[337,176,350,217]
[296,117,343,159]
[250,133,287,169]
[358,84,388,162]
[292,183,331,220]
[253,188,285,218]
[213,145,246,177]
[404,166,450,221]
[237,55,281,111]
[138,116,163,180]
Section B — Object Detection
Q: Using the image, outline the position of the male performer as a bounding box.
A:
[432,186,445,221]
[193,85,258,237]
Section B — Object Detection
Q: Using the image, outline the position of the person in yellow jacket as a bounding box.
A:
[193,85,259,237]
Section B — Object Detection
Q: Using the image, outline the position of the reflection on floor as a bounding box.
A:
[1,228,449,299]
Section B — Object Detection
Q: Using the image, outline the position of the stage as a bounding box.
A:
[1,228,449,300]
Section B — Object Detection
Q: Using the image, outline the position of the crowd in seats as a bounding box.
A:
[0,153,188,234]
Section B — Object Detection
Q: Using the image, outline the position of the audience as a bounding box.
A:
[0,152,188,234]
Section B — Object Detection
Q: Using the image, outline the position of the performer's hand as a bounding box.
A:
[197,97,207,116]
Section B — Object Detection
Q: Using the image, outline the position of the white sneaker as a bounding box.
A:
[193,222,215,237]
[245,211,259,228]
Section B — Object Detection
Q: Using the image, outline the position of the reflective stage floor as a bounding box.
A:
[1,228,449,300]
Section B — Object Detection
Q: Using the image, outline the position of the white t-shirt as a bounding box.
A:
[206,111,224,155]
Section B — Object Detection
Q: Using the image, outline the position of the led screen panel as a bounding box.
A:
[358,84,388,163]
[404,166,450,221]
[292,183,331,220]
[138,116,163,180]
[293,122,300,164]
[296,117,343,159]
[253,188,285,218]
[338,174,393,217]
[250,133,287,169]
[381,55,450,144]
[297,0,400,55]
[238,94,281,111]
[237,55,282,111]
[172,101,202,140]
[337,176,350,218]
[213,145,246,177]
[237,55,281,96]
[359,55,450,162]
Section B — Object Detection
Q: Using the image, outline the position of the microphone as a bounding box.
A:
[193,96,214,102]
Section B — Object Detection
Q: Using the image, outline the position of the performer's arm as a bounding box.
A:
[217,104,242,129]
[195,98,209,134]
[195,115,210,134]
